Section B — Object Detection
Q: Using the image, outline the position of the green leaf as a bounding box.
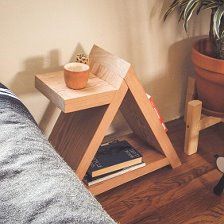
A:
[179,0,190,20]
[213,5,224,39]
[163,0,180,21]
[221,29,224,38]
[183,0,200,32]
[197,2,218,14]
[178,8,185,21]
[163,0,189,21]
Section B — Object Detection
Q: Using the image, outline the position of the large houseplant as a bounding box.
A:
[164,0,224,115]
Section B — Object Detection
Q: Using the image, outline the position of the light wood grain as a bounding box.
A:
[89,45,130,89]
[184,109,223,155]
[199,116,222,130]
[98,119,224,224]
[75,81,128,179]
[184,77,224,155]
[49,80,128,180]
[89,157,169,195]
[39,45,182,195]
[124,67,181,168]
[88,134,169,195]
[184,100,202,155]
[120,89,162,153]
[35,71,117,113]
[49,105,108,171]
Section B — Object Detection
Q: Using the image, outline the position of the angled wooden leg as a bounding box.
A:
[50,81,128,180]
[184,77,196,122]
[120,90,161,151]
[75,82,128,179]
[123,67,181,168]
[184,100,202,155]
[49,105,108,171]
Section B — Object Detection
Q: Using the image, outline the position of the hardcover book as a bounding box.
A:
[85,162,146,186]
[87,140,142,177]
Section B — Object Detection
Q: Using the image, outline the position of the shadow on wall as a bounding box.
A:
[10,43,85,96]
[143,0,208,120]
[9,49,62,133]
[9,43,86,133]
[149,0,184,35]
[145,37,204,120]
[10,49,62,96]
[117,0,209,122]
[167,36,207,115]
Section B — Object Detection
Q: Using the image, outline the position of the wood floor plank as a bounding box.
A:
[97,119,224,224]
[183,194,224,224]
[149,170,221,224]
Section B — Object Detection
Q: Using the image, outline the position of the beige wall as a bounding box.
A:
[0,0,209,136]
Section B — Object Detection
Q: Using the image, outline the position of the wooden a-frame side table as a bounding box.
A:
[35,45,181,195]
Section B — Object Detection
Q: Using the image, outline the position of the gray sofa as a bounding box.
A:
[0,83,115,224]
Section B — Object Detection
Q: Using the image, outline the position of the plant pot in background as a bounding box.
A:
[192,38,224,115]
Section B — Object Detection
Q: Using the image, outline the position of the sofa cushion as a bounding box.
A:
[0,83,115,224]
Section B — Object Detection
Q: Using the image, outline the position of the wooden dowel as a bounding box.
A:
[199,116,222,131]
[184,100,202,155]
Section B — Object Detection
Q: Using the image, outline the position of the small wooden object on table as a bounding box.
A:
[184,77,224,155]
[35,45,181,195]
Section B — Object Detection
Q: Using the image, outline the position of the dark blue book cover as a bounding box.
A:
[87,140,142,177]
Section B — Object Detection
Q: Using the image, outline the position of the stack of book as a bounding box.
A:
[84,140,145,186]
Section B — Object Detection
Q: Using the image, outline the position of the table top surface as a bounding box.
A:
[35,71,117,113]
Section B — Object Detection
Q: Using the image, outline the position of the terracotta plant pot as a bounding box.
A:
[64,62,89,90]
[192,38,224,114]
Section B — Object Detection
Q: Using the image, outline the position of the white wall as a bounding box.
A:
[0,0,210,136]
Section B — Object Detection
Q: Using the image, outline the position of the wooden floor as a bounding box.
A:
[97,118,224,224]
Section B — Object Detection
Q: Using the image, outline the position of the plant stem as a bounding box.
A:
[209,9,217,57]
